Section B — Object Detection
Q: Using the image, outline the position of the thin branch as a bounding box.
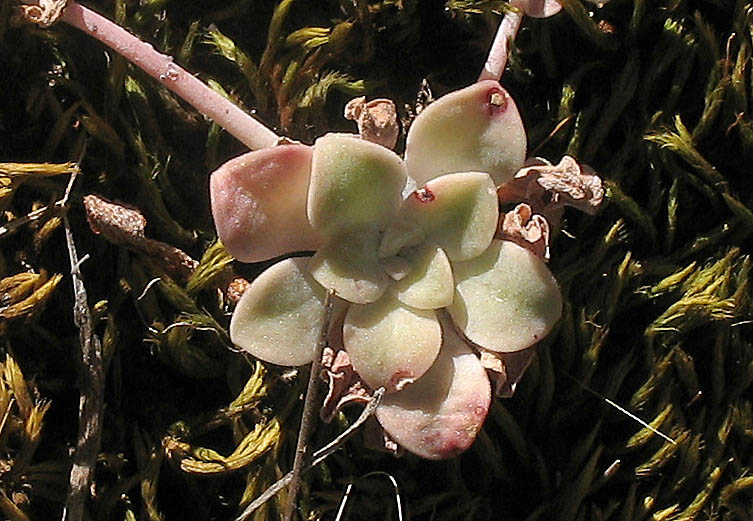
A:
[335,472,403,521]
[235,387,386,521]
[478,8,524,82]
[59,1,281,151]
[61,175,105,521]
[284,290,334,521]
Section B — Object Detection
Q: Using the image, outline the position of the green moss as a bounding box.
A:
[2,0,753,520]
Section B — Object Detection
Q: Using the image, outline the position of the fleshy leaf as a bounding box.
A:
[308,133,407,236]
[516,0,563,18]
[404,80,526,186]
[388,244,454,309]
[230,257,326,366]
[380,172,498,261]
[376,319,491,459]
[210,144,321,262]
[310,230,389,304]
[343,294,441,392]
[448,240,562,352]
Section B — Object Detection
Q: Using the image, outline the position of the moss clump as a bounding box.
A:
[1,0,753,520]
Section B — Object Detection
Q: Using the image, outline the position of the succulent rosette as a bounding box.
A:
[210,79,564,459]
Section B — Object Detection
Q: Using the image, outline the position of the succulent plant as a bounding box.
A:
[21,0,600,462]
[210,79,573,459]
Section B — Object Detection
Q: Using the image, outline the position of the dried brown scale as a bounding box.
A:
[83,195,198,281]
[496,156,604,259]
[499,202,551,260]
[344,96,400,149]
[499,156,604,214]
[319,347,371,423]
[17,0,67,27]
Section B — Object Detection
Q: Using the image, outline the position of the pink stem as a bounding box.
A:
[477,8,524,82]
[61,1,281,150]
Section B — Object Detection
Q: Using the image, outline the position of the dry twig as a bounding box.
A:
[61,171,104,521]
[235,387,385,521]
[284,290,334,521]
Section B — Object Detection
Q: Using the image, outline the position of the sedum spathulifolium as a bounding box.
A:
[210,79,586,459]
[18,0,600,461]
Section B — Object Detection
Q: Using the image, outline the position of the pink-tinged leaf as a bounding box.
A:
[343,295,441,392]
[376,321,491,459]
[230,257,326,366]
[310,230,389,304]
[210,144,321,262]
[388,244,454,309]
[379,172,498,261]
[448,240,562,352]
[515,0,562,18]
[404,80,526,186]
[308,133,407,236]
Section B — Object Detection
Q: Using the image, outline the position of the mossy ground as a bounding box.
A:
[1,0,752,520]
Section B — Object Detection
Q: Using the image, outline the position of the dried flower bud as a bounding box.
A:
[344,97,400,149]
[319,347,371,422]
[18,0,67,27]
[500,203,551,260]
[513,155,604,214]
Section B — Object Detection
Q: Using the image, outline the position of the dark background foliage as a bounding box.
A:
[1,0,753,520]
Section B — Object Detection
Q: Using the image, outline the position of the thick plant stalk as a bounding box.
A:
[478,8,523,82]
[60,1,281,150]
